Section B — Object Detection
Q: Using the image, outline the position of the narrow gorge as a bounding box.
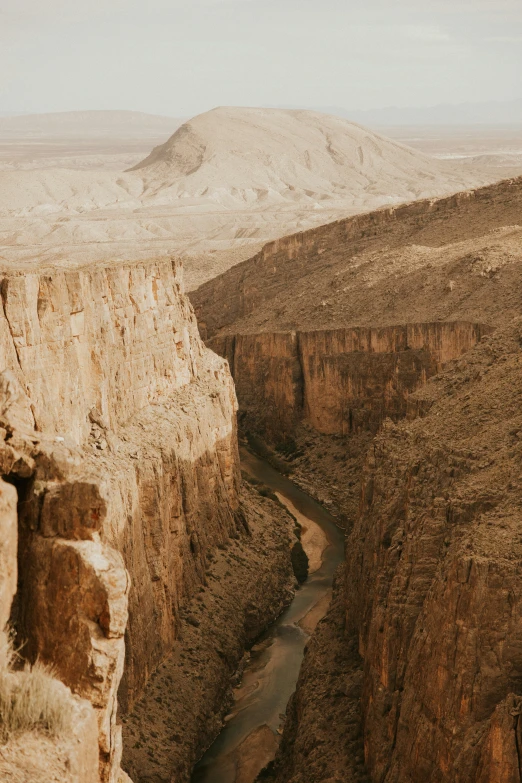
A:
[0,257,298,782]
[2,174,522,783]
[190,176,522,782]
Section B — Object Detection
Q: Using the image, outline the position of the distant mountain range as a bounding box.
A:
[311,100,522,127]
[3,101,522,129]
[0,110,183,139]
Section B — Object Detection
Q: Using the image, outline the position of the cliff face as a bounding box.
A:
[0,257,243,782]
[0,474,101,783]
[346,323,522,782]
[211,322,490,441]
[267,322,522,783]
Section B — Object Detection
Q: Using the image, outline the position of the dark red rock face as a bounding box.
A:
[210,322,489,442]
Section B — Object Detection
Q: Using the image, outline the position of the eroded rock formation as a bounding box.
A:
[0,256,284,782]
[211,322,489,441]
[268,322,522,783]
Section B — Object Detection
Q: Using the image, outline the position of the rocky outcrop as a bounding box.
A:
[0,256,248,781]
[0,473,101,783]
[346,324,522,782]
[191,176,522,339]
[211,322,490,441]
[272,321,522,783]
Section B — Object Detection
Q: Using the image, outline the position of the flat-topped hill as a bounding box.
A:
[130,106,493,210]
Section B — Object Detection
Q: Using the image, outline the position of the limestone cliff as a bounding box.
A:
[0,257,247,782]
[210,322,489,441]
[346,322,522,782]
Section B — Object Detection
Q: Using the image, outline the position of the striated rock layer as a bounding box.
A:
[0,256,257,781]
[210,322,490,441]
[270,322,522,783]
[346,322,522,782]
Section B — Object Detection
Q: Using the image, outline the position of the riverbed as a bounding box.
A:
[191,448,345,783]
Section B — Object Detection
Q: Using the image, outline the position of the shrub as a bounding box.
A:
[0,634,73,741]
[245,433,292,475]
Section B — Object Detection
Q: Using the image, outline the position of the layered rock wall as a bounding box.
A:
[211,322,490,441]
[347,392,522,783]
[0,472,101,783]
[0,257,242,782]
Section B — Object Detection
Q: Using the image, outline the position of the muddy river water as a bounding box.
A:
[192,448,345,783]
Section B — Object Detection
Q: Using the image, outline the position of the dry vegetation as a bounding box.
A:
[0,634,72,742]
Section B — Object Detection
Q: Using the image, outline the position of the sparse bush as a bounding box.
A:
[258,487,279,503]
[245,433,292,475]
[275,438,303,459]
[0,634,73,741]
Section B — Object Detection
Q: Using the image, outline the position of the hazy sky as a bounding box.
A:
[1,0,521,116]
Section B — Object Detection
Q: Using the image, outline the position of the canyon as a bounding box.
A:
[0,255,298,782]
[264,318,522,783]
[190,173,522,781]
[2,112,522,783]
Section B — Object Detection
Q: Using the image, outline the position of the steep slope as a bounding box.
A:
[2,109,521,286]
[191,175,522,338]
[0,255,296,782]
[346,320,522,782]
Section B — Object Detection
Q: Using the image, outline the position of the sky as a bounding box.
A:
[1,0,522,117]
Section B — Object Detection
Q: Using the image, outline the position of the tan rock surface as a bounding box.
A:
[0,254,251,782]
[210,322,488,441]
[344,322,522,781]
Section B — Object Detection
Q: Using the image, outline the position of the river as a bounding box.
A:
[191,448,345,783]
